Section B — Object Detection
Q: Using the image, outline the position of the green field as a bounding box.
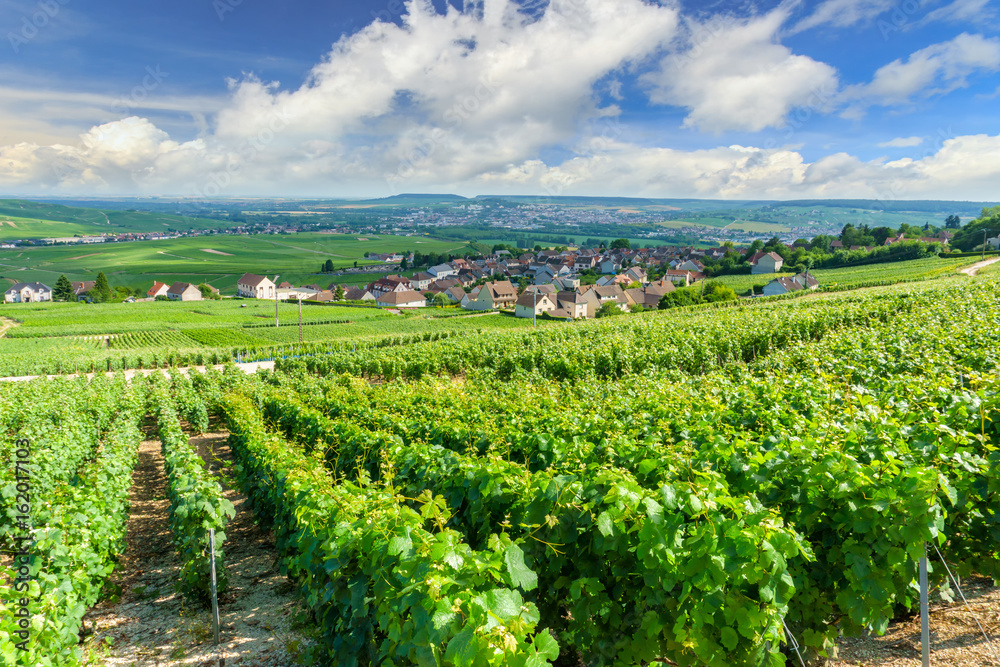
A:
[709,256,975,294]
[0,233,470,292]
[0,298,557,376]
[0,199,227,240]
[723,221,791,233]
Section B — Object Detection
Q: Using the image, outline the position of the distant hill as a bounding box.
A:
[351,194,469,207]
[0,199,224,240]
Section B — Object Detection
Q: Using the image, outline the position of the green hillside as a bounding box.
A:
[0,233,470,292]
[0,199,224,240]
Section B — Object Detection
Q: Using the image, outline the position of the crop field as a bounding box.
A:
[0,199,224,240]
[3,274,998,666]
[0,233,471,292]
[0,298,557,377]
[710,256,975,294]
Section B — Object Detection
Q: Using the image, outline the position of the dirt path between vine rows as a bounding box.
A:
[84,424,314,666]
[958,256,1000,276]
[832,575,1000,667]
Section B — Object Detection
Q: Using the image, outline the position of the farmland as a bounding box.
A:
[0,233,470,292]
[711,255,975,294]
[0,199,224,240]
[2,273,998,666]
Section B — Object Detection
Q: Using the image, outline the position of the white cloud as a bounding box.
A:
[473,133,1000,201]
[788,0,896,34]
[878,136,924,147]
[0,0,681,194]
[643,8,839,133]
[843,33,1000,114]
[918,0,995,27]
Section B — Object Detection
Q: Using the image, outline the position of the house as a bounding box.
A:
[428,263,458,278]
[664,270,693,286]
[553,291,593,319]
[552,274,581,291]
[762,273,818,296]
[166,282,203,301]
[369,275,411,297]
[147,281,169,299]
[514,292,556,319]
[464,281,519,311]
[343,287,376,301]
[749,251,784,275]
[4,282,52,303]
[676,260,703,274]
[376,290,427,308]
[591,285,630,312]
[409,272,435,290]
[237,273,276,299]
[73,281,97,299]
[443,286,467,303]
[277,286,316,300]
[624,266,648,284]
[599,258,622,274]
[762,277,804,296]
[988,236,1000,250]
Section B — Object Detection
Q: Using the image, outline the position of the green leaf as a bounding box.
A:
[720,626,739,651]
[505,542,538,591]
[445,628,479,667]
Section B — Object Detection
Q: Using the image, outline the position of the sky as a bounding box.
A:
[0,0,998,200]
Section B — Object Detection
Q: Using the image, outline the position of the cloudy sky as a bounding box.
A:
[1,0,998,199]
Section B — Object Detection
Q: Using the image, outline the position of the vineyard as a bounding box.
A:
[1,274,999,665]
[714,255,975,293]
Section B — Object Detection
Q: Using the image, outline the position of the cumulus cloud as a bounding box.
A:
[643,7,839,133]
[878,136,924,147]
[0,0,681,194]
[843,33,1000,115]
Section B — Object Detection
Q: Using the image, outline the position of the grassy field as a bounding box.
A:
[0,200,225,240]
[0,233,470,292]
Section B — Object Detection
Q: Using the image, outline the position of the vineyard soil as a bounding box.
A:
[84,430,315,666]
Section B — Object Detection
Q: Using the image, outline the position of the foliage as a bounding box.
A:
[90,272,113,303]
[151,381,234,603]
[52,275,74,302]
[951,206,1000,251]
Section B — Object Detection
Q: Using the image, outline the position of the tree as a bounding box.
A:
[91,272,113,303]
[197,283,220,300]
[353,261,358,268]
[334,285,344,301]
[701,281,737,304]
[400,257,409,271]
[595,301,624,318]
[951,206,1000,251]
[945,214,961,229]
[432,293,448,307]
[610,238,630,250]
[323,259,334,273]
[53,274,74,301]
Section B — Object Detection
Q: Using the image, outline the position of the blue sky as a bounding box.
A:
[1,0,998,199]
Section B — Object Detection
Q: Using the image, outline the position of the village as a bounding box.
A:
[2,242,828,316]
